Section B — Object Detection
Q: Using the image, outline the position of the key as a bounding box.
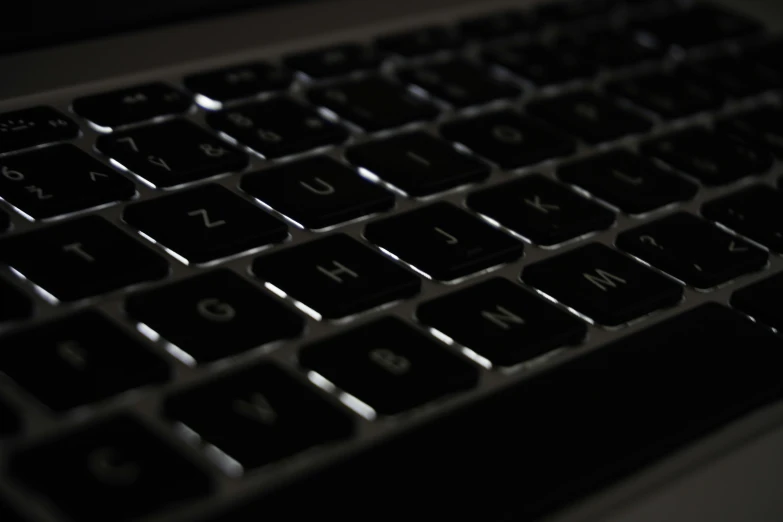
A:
[749,38,783,75]
[467,174,615,246]
[558,149,697,214]
[0,106,79,154]
[284,43,382,79]
[0,395,20,437]
[166,362,353,469]
[96,119,248,188]
[212,304,783,522]
[717,107,783,158]
[308,77,438,131]
[528,91,651,144]
[641,128,772,185]
[458,10,531,40]
[0,144,135,219]
[364,202,523,281]
[606,71,725,118]
[633,4,762,49]
[440,110,576,169]
[123,184,287,264]
[0,311,169,411]
[684,55,782,98]
[126,269,304,364]
[9,415,211,522]
[206,97,348,158]
[0,208,8,232]
[616,212,768,289]
[252,234,421,320]
[523,243,683,326]
[345,132,489,196]
[72,82,191,130]
[399,60,520,108]
[300,317,479,415]
[240,156,394,229]
[732,272,783,331]
[702,185,783,253]
[376,26,462,57]
[0,277,33,323]
[0,215,169,302]
[557,29,664,68]
[184,62,292,105]
[484,43,596,86]
[417,278,586,367]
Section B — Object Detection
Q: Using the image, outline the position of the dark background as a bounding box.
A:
[0,1,310,54]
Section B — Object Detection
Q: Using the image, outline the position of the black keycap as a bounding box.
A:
[167,363,353,468]
[484,43,596,85]
[0,311,169,411]
[284,43,382,79]
[749,38,783,75]
[684,55,782,98]
[558,150,697,214]
[717,107,783,158]
[399,60,520,108]
[252,234,420,320]
[731,272,783,331]
[467,174,615,246]
[528,91,651,144]
[0,106,79,154]
[240,156,394,229]
[213,304,783,522]
[0,277,33,323]
[702,185,783,254]
[641,128,772,185]
[0,144,135,219]
[126,270,303,364]
[124,184,287,264]
[345,132,489,196]
[96,119,248,188]
[73,82,191,129]
[308,77,438,131]
[417,278,586,367]
[10,415,211,522]
[633,4,762,49]
[459,10,531,40]
[616,212,768,289]
[557,29,664,68]
[0,208,8,232]
[376,26,462,57]
[0,396,21,437]
[523,243,683,326]
[184,62,292,105]
[0,216,168,302]
[440,110,575,169]
[606,71,726,118]
[364,202,523,281]
[206,97,348,159]
[300,317,478,415]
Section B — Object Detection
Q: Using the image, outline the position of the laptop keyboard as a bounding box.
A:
[2,1,783,521]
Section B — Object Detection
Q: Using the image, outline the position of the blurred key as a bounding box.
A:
[73,82,190,129]
[0,106,79,154]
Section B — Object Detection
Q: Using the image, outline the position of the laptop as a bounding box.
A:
[1,0,783,520]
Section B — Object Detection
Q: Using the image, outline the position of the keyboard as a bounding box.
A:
[2,1,783,521]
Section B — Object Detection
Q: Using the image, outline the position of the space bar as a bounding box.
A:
[215,303,783,521]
